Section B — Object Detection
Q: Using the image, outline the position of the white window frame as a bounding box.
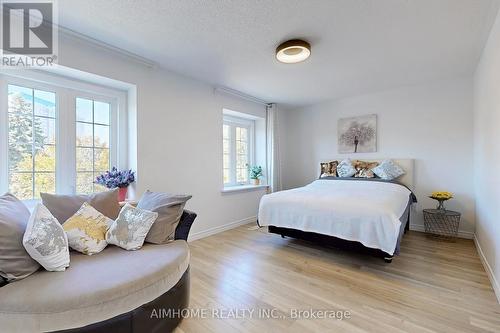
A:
[0,72,126,198]
[223,114,255,187]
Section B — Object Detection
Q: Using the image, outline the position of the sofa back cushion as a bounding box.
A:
[41,188,121,223]
[0,193,40,281]
[138,191,192,244]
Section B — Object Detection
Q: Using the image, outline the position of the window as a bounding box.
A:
[75,98,111,194]
[7,85,56,199]
[0,74,124,199]
[223,115,254,186]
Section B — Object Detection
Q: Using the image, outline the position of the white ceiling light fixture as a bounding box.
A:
[276,39,311,64]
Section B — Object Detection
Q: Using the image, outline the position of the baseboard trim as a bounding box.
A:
[473,235,500,304]
[188,216,256,242]
[409,224,474,239]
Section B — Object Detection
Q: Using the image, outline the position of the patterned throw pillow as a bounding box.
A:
[336,159,357,177]
[106,204,158,251]
[353,160,379,178]
[372,159,405,180]
[63,202,114,255]
[23,204,70,272]
[319,161,339,178]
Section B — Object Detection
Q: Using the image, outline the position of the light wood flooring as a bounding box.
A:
[175,225,500,333]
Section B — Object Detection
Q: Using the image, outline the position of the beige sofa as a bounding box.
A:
[0,210,197,333]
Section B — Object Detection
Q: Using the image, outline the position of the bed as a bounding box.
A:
[258,159,416,262]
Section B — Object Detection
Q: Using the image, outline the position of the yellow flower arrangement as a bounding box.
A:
[430,191,453,201]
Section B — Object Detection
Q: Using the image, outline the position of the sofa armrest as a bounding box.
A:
[174,209,197,241]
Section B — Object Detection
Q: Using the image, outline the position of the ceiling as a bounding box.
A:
[59,0,500,108]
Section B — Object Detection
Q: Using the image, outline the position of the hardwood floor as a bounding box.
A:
[175,225,500,333]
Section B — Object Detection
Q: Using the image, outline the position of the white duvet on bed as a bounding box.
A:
[258,179,412,255]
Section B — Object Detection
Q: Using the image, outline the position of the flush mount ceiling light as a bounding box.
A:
[276,39,311,64]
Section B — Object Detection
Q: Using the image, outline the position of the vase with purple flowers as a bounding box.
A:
[95,167,136,201]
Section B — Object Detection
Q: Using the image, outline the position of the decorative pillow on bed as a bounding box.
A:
[336,159,356,177]
[353,160,379,178]
[63,202,114,255]
[23,204,70,272]
[106,204,158,250]
[319,161,338,178]
[372,159,405,180]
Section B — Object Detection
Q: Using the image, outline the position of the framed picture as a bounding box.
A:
[338,114,377,153]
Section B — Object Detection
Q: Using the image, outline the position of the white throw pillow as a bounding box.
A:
[336,159,357,177]
[106,204,158,250]
[372,159,405,180]
[63,202,114,255]
[23,204,70,272]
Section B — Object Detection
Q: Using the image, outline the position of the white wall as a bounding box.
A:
[473,9,500,300]
[280,77,475,234]
[56,34,267,238]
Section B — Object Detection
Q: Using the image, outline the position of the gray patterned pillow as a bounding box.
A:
[23,204,70,272]
[372,159,405,180]
[336,159,356,177]
[106,204,158,250]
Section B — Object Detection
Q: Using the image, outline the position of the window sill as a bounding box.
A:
[221,184,269,194]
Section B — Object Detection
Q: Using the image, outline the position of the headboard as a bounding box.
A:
[322,158,415,190]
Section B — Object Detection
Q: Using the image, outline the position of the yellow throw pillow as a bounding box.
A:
[63,202,114,255]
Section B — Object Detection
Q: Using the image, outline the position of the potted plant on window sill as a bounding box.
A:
[95,167,136,201]
[249,166,263,186]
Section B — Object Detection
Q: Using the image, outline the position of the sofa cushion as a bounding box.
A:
[23,204,70,272]
[0,193,40,281]
[138,191,192,244]
[106,204,158,250]
[63,203,114,255]
[0,240,190,332]
[41,189,121,223]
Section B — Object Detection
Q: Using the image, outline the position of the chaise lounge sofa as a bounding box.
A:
[0,210,197,333]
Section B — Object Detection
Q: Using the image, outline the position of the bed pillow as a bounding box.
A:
[0,193,40,281]
[372,159,405,180]
[63,202,114,255]
[138,191,192,244]
[319,161,338,178]
[23,204,70,272]
[106,204,158,250]
[41,188,121,223]
[353,160,379,178]
[336,159,356,177]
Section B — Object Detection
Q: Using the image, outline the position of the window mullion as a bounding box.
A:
[31,88,35,199]
[58,90,76,194]
[0,78,8,194]
[230,125,237,185]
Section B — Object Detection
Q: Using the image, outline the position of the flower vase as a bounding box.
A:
[436,199,446,211]
[118,187,128,202]
[252,178,260,186]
